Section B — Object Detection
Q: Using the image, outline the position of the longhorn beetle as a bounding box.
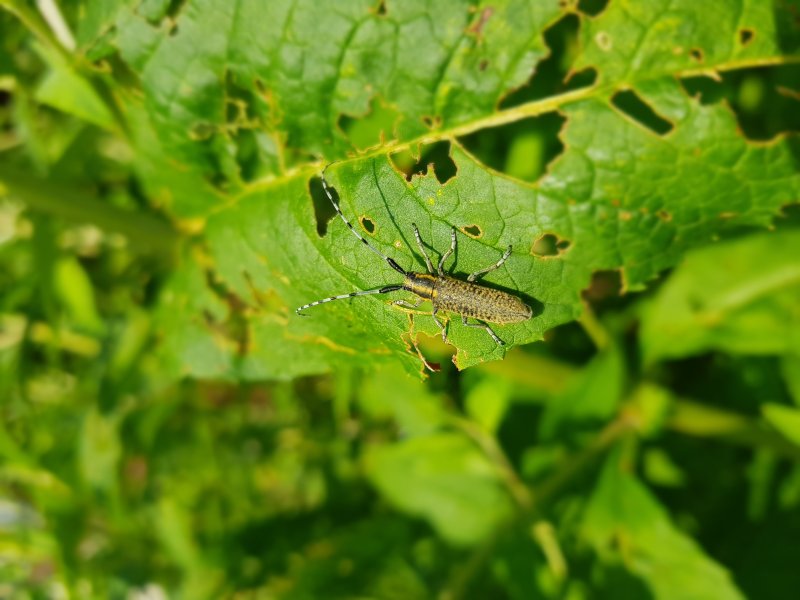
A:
[296,167,533,346]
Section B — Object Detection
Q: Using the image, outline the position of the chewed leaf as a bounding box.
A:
[203,91,799,373]
[135,0,800,376]
[575,0,783,84]
[104,0,565,216]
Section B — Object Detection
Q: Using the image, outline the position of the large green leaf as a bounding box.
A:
[582,449,746,600]
[112,0,565,181]
[5,0,799,376]
[183,1,800,375]
[201,102,798,373]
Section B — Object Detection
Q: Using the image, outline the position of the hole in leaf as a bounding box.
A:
[409,326,455,373]
[390,141,456,184]
[462,224,482,238]
[224,73,262,125]
[501,14,596,108]
[739,28,755,46]
[690,48,704,62]
[610,90,674,135]
[374,0,387,16]
[135,0,172,22]
[338,96,400,150]
[777,203,800,226]
[656,209,672,222]
[166,0,188,19]
[421,115,443,129]
[309,177,336,236]
[403,325,443,374]
[681,64,800,140]
[532,233,570,257]
[459,113,566,183]
[202,271,250,354]
[189,121,215,141]
[360,216,376,234]
[479,59,489,71]
[582,269,624,303]
[595,31,612,51]
[233,129,272,183]
[578,0,609,17]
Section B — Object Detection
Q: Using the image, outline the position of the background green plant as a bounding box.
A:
[1,0,800,598]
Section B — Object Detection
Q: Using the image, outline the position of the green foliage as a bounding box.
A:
[583,448,745,600]
[640,230,800,362]
[1,0,800,599]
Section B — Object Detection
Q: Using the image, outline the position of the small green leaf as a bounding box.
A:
[52,255,105,335]
[582,449,745,600]
[538,345,624,439]
[357,364,447,436]
[78,407,121,493]
[643,448,687,488]
[762,403,800,446]
[34,45,114,130]
[364,432,514,545]
[465,377,512,434]
[780,354,800,407]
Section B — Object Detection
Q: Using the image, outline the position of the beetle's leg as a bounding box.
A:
[406,313,439,373]
[461,314,505,346]
[392,297,426,314]
[432,308,448,344]
[438,227,457,275]
[412,223,435,274]
[468,245,512,282]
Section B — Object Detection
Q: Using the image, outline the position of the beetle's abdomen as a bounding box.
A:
[433,276,532,324]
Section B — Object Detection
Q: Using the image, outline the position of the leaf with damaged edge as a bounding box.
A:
[107,0,565,212]
[204,101,799,372]
[78,0,799,374]
[574,0,787,85]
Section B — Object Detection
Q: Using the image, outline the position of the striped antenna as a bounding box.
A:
[321,166,406,275]
[296,285,403,315]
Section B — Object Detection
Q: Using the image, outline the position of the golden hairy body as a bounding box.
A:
[403,273,532,324]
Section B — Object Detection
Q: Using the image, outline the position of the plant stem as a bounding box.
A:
[452,416,533,511]
[0,166,179,256]
[476,349,576,395]
[667,399,800,461]
[442,415,634,600]
[578,302,611,350]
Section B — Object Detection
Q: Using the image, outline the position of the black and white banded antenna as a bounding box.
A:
[295,166,406,316]
[319,164,406,276]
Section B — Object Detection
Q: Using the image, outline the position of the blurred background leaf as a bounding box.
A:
[0,0,799,598]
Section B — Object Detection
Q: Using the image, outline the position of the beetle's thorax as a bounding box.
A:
[403,272,437,300]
